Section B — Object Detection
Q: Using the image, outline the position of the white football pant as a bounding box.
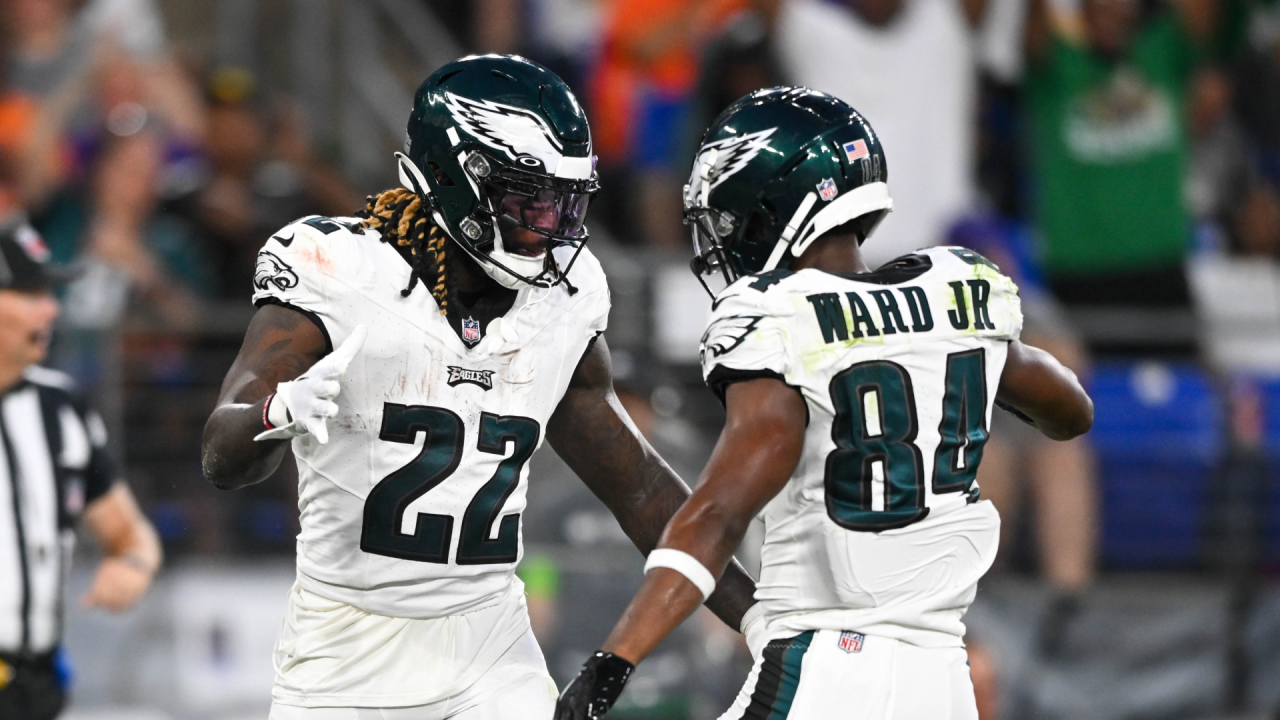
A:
[719,630,978,720]
[267,628,556,720]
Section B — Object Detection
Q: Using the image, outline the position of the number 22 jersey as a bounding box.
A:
[251,216,609,620]
[701,246,1023,648]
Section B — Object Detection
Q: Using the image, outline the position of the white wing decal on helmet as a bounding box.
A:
[688,128,778,203]
[443,92,566,166]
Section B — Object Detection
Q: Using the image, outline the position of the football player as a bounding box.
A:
[200,55,759,719]
[555,87,1094,720]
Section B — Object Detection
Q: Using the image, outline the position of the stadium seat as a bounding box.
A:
[1088,362,1224,569]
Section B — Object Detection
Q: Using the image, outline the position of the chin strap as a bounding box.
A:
[761,191,818,272]
[759,182,895,272]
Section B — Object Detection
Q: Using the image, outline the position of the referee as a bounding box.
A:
[0,216,161,719]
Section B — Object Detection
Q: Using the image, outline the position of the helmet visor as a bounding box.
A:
[483,165,596,246]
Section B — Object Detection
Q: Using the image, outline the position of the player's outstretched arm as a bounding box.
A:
[201,304,328,490]
[997,339,1094,441]
[554,376,804,720]
[546,336,759,631]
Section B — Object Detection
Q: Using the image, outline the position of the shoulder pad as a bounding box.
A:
[919,245,1006,274]
[253,216,380,307]
[712,274,797,316]
[939,246,1002,272]
[267,215,370,249]
[744,268,795,292]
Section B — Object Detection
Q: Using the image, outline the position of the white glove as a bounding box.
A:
[255,325,367,444]
[741,602,769,660]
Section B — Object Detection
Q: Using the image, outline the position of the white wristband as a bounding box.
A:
[644,548,717,601]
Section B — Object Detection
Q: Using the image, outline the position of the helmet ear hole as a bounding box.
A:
[396,152,432,196]
[759,197,780,225]
[743,212,771,247]
[427,162,455,187]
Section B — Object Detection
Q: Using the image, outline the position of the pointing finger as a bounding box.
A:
[324,325,368,376]
[311,419,329,445]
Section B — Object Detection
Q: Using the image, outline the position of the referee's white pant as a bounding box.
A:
[719,631,977,720]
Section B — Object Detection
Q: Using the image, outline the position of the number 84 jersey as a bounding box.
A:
[700,246,1023,648]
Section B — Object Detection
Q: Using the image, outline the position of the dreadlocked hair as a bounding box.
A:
[357,188,450,314]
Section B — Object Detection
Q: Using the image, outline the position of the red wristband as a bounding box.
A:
[263,392,277,430]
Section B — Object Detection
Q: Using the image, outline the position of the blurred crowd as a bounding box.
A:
[0,0,1275,365]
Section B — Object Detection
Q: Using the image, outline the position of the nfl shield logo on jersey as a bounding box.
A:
[816,178,838,202]
[837,631,865,653]
[462,317,481,344]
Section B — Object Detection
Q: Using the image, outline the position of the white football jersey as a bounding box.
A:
[252,216,609,620]
[701,246,1022,648]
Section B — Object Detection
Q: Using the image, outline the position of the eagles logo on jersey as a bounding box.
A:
[254,251,298,292]
[700,314,764,361]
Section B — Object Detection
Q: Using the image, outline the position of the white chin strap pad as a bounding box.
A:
[475,225,548,289]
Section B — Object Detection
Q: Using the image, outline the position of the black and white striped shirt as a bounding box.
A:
[1,366,116,656]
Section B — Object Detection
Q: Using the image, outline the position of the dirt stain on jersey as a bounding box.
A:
[294,242,336,276]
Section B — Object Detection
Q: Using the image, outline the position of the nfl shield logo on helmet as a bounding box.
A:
[843,139,869,163]
[816,178,838,202]
[462,317,482,344]
[837,631,864,653]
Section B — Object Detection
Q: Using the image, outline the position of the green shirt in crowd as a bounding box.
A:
[1026,13,1198,277]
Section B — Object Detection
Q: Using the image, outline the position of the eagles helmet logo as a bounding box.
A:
[443,92,565,166]
[700,314,764,360]
[253,251,299,293]
[688,128,778,201]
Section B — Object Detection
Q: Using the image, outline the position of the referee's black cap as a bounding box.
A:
[0,218,79,291]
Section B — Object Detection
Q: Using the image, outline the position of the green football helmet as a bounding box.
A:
[684,87,893,295]
[398,54,599,289]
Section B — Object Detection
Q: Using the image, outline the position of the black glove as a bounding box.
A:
[554,651,635,720]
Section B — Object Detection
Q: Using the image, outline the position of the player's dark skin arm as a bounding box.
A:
[546,336,760,631]
[202,305,328,490]
[594,378,806,664]
[996,339,1094,441]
